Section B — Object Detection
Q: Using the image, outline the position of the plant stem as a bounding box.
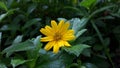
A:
[91,20,115,68]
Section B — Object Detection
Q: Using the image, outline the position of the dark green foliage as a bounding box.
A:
[0,0,120,68]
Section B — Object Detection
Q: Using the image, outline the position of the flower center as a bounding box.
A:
[54,33,62,41]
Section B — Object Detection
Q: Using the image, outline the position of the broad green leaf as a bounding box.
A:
[0,9,16,22]
[75,36,92,44]
[27,36,42,59]
[57,18,67,22]
[0,63,7,68]
[11,58,31,68]
[33,35,42,47]
[81,66,86,68]
[70,18,81,34]
[27,36,42,68]
[6,8,17,15]
[0,25,9,31]
[2,40,34,57]
[6,0,14,8]
[12,35,23,44]
[0,13,7,22]
[80,0,97,9]
[0,1,8,11]
[11,14,25,25]
[78,17,89,30]
[75,29,87,39]
[64,44,90,57]
[37,59,65,68]
[69,18,89,34]
[27,4,37,14]
[36,51,74,68]
[84,63,98,68]
[22,18,41,29]
[82,49,91,57]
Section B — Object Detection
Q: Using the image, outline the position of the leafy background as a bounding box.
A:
[0,0,120,68]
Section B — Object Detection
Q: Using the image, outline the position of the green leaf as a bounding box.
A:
[82,49,91,57]
[75,36,92,44]
[27,36,42,59]
[6,0,14,8]
[37,59,65,68]
[0,25,9,31]
[36,51,74,68]
[0,9,16,22]
[57,18,67,22]
[80,0,97,9]
[27,4,37,14]
[75,29,87,39]
[84,63,98,68]
[69,18,89,34]
[26,36,42,68]
[33,35,42,47]
[12,35,23,44]
[2,40,34,57]
[0,63,7,68]
[70,18,80,34]
[81,66,86,68]
[64,44,91,57]
[11,58,31,68]
[22,18,41,30]
[78,17,89,29]
[0,13,7,22]
[89,5,116,18]
[0,1,8,11]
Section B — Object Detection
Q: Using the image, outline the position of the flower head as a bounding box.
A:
[40,20,75,53]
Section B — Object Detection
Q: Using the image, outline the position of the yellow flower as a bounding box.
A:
[40,20,75,53]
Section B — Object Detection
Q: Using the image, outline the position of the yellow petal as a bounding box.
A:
[62,30,75,41]
[53,42,60,53]
[66,30,74,34]
[59,22,70,34]
[63,22,70,30]
[44,41,54,51]
[58,20,64,30]
[45,26,54,36]
[63,35,75,41]
[64,41,71,46]
[51,20,57,29]
[58,40,64,47]
[45,25,52,31]
[40,37,53,42]
[40,28,51,36]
